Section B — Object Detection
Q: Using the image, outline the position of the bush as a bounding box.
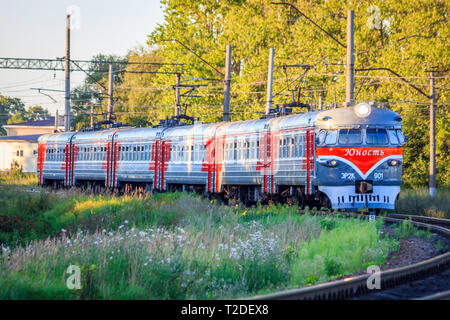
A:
[396,188,449,218]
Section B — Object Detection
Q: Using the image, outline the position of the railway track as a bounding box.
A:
[249,213,450,300]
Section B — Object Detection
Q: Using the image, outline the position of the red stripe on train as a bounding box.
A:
[316,147,402,174]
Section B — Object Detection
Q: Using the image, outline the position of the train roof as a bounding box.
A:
[163,122,212,141]
[38,131,76,144]
[269,111,320,131]
[71,128,125,143]
[314,106,402,129]
[113,126,161,142]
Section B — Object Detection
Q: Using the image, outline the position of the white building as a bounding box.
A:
[0,117,64,173]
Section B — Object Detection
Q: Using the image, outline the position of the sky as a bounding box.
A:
[0,0,165,115]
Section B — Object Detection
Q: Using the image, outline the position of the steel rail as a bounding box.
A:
[385,213,450,229]
[249,214,450,300]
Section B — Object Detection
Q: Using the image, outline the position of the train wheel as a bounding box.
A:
[298,192,305,210]
[318,192,331,210]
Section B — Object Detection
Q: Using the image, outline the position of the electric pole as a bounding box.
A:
[266,48,275,115]
[223,45,232,122]
[90,104,94,128]
[65,14,71,132]
[346,10,354,107]
[54,110,59,132]
[429,70,436,196]
[107,64,114,123]
[175,73,181,117]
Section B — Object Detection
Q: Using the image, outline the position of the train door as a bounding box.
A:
[305,128,315,195]
[160,140,171,191]
[259,123,273,194]
[150,139,160,190]
[214,135,225,193]
[203,137,215,192]
[64,143,70,186]
[69,137,79,186]
[105,141,112,187]
[37,143,47,185]
[111,139,121,188]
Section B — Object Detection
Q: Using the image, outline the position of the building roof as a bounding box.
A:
[0,134,42,142]
[3,116,64,128]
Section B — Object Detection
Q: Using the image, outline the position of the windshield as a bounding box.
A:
[387,130,399,145]
[396,130,405,144]
[338,129,362,145]
[366,128,388,145]
[317,130,337,146]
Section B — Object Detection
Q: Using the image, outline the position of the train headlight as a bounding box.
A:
[327,159,338,167]
[354,102,371,118]
[388,159,401,166]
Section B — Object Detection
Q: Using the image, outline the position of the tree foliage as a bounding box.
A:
[141,0,449,188]
[0,93,51,134]
[61,1,450,188]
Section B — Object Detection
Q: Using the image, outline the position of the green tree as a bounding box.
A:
[145,0,449,188]
[26,106,50,121]
[114,47,168,126]
[0,94,27,135]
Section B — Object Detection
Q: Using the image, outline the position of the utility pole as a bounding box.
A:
[223,45,232,122]
[175,73,181,117]
[265,48,275,115]
[64,14,71,132]
[107,64,114,124]
[54,110,59,132]
[429,70,436,197]
[90,104,94,128]
[346,10,354,107]
[319,94,323,111]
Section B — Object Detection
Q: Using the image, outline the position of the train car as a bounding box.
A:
[112,127,161,190]
[70,128,124,190]
[162,122,211,192]
[37,103,405,211]
[37,131,76,187]
[314,103,404,210]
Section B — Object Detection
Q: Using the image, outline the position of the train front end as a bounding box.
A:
[314,104,405,211]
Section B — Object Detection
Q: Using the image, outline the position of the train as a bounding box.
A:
[37,102,405,211]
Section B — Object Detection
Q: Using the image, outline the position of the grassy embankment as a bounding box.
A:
[0,172,446,299]
[0,187,397,299]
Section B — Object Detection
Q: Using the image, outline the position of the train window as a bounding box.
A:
[396,130,405,144]
[325,130,337,145]
[317,130,337,146]
[366,128,388,145]
[317,131,326,145]
[338,129,362,145]
[387,130,399,145]
[291,142,295,158]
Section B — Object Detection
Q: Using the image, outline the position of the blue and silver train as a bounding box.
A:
[38,102,405,210]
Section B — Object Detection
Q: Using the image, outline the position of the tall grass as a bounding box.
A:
[290,217,397,286]
[0,188,400,299]
[0,171,37,187]
[396,188,449,218]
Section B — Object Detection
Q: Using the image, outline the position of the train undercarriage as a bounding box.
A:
[40,177,332,210]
